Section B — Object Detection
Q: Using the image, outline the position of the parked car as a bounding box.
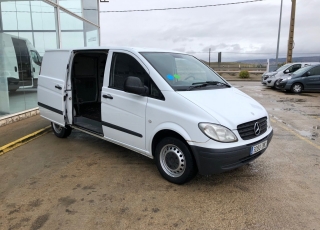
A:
[275,64,320,93]
[38,47,273,184]
[261,62,320,88]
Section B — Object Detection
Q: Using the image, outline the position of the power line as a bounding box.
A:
[1,0,266,14]
[99,0,266,13]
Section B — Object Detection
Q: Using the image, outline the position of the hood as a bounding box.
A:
[177,87,267,130]
[264,71,277,76]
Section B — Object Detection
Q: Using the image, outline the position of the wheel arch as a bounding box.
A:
[150,124,192,158]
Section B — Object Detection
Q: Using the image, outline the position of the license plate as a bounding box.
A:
[250,140,268,155]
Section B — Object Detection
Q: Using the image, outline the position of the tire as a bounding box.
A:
[51,122,72,138]
[155,137,197,184]
[291,83,303,94]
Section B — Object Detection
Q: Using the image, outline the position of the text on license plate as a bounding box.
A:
[250,140,268,155]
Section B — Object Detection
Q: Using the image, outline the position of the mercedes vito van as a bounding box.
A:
[0,33,42,91]
[38,47,273,184]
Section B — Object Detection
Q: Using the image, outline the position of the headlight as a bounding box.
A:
[270,74,276,78]
[198,123,238,143]
[267,116,271,129]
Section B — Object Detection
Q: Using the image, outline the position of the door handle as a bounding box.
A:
[55,85,62,90]
[103,94,113,99]
[14,66,17,72]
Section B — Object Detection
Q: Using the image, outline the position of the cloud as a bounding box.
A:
[99,0,320,61]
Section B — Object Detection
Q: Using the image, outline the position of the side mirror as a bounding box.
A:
[284,69,289,74]
[306,71,311,76]
[124,76,149,96]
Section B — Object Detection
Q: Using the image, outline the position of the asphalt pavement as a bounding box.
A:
[0,82,319,230]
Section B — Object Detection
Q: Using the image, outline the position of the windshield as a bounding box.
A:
[292,65,313,76]
[276,63,292,72]
[31,50,42,66]
[140,52,228,91]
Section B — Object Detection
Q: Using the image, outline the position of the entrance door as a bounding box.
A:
[101,51,148,151]
[11,37,33,87]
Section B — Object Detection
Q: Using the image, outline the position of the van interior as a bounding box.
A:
[71,52,107,135]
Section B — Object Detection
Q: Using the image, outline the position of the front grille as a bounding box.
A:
[237,117,267,140]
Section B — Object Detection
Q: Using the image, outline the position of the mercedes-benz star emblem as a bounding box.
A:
[254,122,260,136]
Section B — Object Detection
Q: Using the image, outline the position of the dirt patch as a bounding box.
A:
[277,98,306,103]
[58,197,76,207]
[30,213,49,230]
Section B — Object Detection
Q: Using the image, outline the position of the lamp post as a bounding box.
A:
[275,0,283,67]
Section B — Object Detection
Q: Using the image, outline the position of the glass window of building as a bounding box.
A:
[0,0,100,117]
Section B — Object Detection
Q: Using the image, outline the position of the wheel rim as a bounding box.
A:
[293,84,302,93]
[52,123,63,134]
[159,144,186,177]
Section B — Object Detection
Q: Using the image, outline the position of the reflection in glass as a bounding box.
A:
[83,0,98,25]
[59,0,82,16]
[1,1,18,30]
[34,32,57,55]
[61,32,84,48]
[16,1,32,30]
[60,9,83,30]
[31,1,55,30]
[0,0,100,117]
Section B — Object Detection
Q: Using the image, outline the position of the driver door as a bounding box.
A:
[101,51,149,151]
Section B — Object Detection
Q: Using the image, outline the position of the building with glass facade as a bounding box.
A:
[0,0,100,117]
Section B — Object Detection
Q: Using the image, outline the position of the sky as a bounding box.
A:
[99,0,320,62]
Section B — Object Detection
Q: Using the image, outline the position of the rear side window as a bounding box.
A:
[309,66,320,76]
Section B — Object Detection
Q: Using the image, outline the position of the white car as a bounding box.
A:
[262,62,320,88]
[38,47,273,184]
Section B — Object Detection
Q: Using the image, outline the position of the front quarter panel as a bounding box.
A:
[146,91,214,153]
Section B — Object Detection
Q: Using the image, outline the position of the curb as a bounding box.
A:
[0,125,51,156]
[0,108,40,127]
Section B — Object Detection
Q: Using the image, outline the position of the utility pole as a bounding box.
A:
[209,48,211,67]
[287,0,296,63]
[275,0,283,67]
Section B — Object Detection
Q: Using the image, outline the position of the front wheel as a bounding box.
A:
[155,137,197,184]
[291,83,303,94]
[51,122,72,138]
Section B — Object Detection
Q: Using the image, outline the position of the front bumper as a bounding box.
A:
[275,79,287,89]
[191,130,273,175]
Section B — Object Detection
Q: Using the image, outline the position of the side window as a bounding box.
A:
[309,66,320,76]
[110,52,164,100]
[289,64,301,73]
[31,50,41,66]
[110,53,149,90]
[150,79,165,100]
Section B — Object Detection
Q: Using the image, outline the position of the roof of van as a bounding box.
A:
[45,46,187,54]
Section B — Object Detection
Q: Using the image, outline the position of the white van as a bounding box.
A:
[38,47,273,184]
[262,62,320,88]
[0,33,42,91]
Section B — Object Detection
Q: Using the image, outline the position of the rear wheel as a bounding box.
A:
[291,83,303,94]
[51,122,72,138]
[155,137,197,184]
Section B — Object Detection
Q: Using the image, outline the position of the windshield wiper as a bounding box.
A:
[188,81,230,91]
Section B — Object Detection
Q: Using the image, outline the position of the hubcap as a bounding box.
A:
[52,123,63,134]
[160,144,186,177]
[293,84,302,93]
